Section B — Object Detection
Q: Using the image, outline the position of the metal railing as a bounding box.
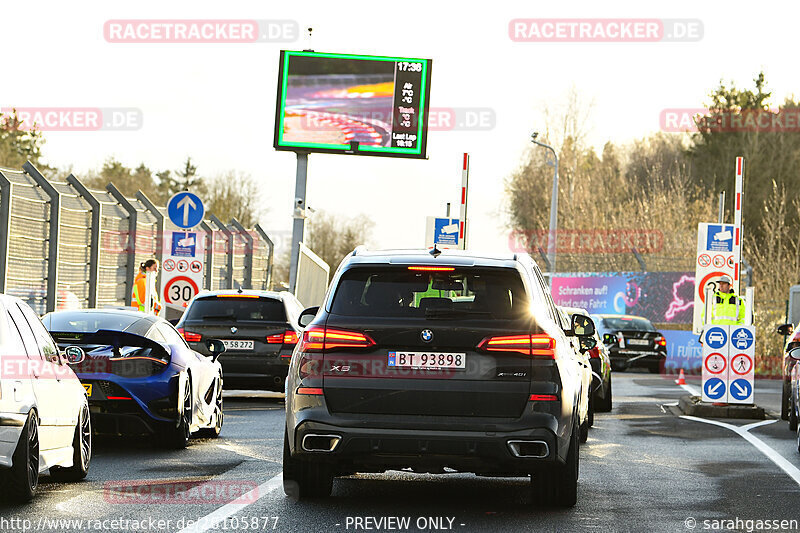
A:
[0,162,275,314]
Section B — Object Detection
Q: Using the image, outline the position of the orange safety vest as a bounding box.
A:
[131,272,161,313]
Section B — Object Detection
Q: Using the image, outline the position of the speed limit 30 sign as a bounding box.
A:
[163,276,199,306]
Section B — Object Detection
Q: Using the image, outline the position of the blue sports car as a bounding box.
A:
[42,309,225,449]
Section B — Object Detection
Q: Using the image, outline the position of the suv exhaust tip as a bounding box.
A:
[302,434,341,452]
[507,440,549,458]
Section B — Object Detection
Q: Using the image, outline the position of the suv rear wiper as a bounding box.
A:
[424,308,492,319]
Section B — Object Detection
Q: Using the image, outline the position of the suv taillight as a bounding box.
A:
[177,328,202,342]
[283,330,299,345]
[269,330,299,346]
[298,326,376,352]
[655,335,666,347]
[477,334,556,358]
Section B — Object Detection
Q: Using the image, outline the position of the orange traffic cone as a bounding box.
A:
[676,369,686,385]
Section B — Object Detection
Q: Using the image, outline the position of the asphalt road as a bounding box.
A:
[2,374,800,533]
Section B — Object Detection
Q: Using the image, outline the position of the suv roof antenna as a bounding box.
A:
[429,246,442,258]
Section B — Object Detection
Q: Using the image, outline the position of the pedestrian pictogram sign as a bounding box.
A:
[730,353,753,376]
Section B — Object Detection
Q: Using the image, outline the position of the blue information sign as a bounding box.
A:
[433,218,460,247]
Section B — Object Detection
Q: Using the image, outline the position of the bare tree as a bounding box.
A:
[205,171,264,227]
[306,210,374,272]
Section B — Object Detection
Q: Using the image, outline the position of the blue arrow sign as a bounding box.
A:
[731,328,754,351]
[729,379,753,401]
[703,378,726,400]
[705,327,728,350]
[167,192,205,229]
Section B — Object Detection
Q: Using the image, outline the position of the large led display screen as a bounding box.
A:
[274,51,432,158]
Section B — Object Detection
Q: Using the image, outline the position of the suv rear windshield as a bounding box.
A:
[330,267,529,320]
[598,317,655,331]
[185,297,287,322]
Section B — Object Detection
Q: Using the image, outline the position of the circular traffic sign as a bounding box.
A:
[731,328,754,350]
[705,327,728,349]
[731,353,753,375]
[697,271,728,302]
[727,256,734,268]
[704,352,726,374]
[703,377,726,400]
[163,275,199,306]
[163,259,176,272]
[698,254,711,267]
[730,378,753,401]
[177,260,189,272]
[190,260,203,273]
[712,255,726,268]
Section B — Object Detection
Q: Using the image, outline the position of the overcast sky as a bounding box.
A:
[2,0,787,256]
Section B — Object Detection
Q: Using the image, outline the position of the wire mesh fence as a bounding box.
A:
[0,162,275,315]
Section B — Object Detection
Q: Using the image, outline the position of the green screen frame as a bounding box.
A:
[273,50,432,159]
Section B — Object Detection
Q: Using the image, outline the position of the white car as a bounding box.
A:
[0,294,91,502]
[708,332,725,345]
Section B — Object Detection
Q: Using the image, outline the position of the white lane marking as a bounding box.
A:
[176,473,283,533]
[217,443,281,464]
[680,383,701,396]
[681,415,800,487]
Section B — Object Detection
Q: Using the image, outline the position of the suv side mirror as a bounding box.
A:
[571,314,595,337]
[205,339,226,361]
[789,347,800,361]
[777,323,794,336]
[298,307,320,328]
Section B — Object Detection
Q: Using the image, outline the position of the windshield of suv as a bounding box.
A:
[185,297,286,322]
[330,267,529,320]
[598,316,656,332]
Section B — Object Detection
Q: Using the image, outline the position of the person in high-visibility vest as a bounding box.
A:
[131,259,162,314]
[710,274,745,325]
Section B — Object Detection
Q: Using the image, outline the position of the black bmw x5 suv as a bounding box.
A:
[283,249,594,507]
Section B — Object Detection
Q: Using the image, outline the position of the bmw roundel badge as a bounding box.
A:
[420,329,433,343]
